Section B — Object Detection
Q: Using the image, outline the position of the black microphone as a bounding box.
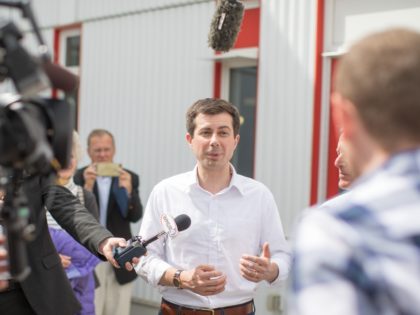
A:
[113,214,191,267]
[42,61,79,93]
[208,0,245,52]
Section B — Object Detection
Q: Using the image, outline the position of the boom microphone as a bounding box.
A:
[113,214,191,267]
[42,61,79,93]
[208,0,244,52]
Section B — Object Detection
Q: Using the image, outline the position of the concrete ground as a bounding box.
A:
[130,300,159,315]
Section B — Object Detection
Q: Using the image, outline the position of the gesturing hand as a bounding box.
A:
[181,265,226,296]
[239,242,279,283]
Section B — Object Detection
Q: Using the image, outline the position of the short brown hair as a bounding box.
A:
[186,98,240,136]
[335,28,420,152]
[87,129,115,148]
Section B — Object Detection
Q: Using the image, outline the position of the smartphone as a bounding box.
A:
[96,162,121,177]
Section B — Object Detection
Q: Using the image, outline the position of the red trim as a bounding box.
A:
[51,28,60,98]
[326,59,340,198]
[234,8,260,49]
[213,62,222,98]
[310,0,325,205]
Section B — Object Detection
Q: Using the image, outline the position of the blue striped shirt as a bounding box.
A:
[289,149,420,315]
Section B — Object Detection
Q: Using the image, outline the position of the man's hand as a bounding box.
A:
[180,265,226,296]
[59,254,72,269]
[239,242,279,283]
[118,169,132,195]
[83,164,97,192]
[98,237,139,271]
[0,235,9,291]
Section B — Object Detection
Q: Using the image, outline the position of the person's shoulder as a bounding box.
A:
[319,191,353,213]
[234,173,273,195]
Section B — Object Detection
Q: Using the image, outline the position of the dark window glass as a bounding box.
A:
[229,66,257,178]
[65,36,80,67]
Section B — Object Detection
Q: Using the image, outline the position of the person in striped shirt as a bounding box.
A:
[289,28,420,315]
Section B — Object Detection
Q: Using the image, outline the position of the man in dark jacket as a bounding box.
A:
[74,129,143,315]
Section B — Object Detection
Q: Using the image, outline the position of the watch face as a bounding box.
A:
[173,270,182,288]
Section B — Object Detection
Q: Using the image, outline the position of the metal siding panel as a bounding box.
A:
[257,0,317,236]
[77,0,213,22]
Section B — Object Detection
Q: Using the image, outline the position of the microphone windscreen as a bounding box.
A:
[208,0,244,52]
[42,61,79,93]
[174,214,191,232]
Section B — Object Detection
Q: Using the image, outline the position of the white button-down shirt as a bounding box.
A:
[136,165,291,308]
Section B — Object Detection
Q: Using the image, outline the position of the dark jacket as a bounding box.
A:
[19,174,113,315]
[74,167,143,284]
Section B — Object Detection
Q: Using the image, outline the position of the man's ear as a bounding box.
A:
[186,133,192,145]
[234,134,240,149]
[331,92,358,141]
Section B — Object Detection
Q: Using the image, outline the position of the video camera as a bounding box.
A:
[0,0,76,281]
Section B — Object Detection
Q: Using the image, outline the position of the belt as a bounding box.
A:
[161,298,254,315]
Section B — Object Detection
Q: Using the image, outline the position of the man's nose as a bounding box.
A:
[210,133,219,146]
[334,155,341,168]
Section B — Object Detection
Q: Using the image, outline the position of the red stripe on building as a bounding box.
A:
[310,0,325,205]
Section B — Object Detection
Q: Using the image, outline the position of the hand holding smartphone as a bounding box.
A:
[96,163,121,177]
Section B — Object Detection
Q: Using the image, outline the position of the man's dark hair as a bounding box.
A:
[186,98,240,137]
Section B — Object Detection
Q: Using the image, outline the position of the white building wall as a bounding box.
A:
[257,0,318,236]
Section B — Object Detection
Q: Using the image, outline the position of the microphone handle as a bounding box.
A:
[142,231,166,247]
[113,231,166,267]
[114,244,147,268]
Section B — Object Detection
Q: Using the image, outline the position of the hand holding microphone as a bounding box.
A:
[113,214,191,268]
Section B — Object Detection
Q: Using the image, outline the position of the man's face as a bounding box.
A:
[334,134,356,190]
[186,112,239,172]
[88,135,115,163]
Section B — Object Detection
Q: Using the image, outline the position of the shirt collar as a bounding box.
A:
[186,164,245,196]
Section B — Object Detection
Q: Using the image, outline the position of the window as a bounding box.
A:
[229,66,257,178]
[65,35,80,67]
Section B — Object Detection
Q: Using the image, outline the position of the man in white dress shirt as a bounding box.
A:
[136,98,290,314]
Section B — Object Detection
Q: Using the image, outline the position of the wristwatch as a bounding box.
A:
[173,270,183,288]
